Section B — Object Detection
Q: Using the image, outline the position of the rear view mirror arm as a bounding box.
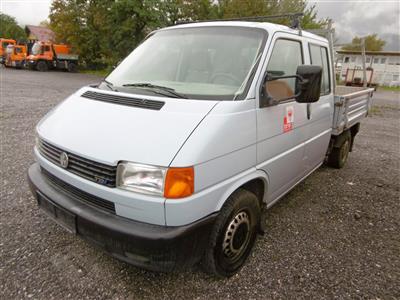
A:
[267,74,303,82]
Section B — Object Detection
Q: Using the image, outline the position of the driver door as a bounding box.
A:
[256,35,308,203]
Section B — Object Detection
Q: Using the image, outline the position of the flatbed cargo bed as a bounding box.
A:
[332,86,374,135]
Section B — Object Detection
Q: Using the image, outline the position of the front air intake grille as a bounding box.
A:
[37,139,117,187]
[81,90,165,110]
[41,167,116,214]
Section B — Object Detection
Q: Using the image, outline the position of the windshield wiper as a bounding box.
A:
[102,79,117,91]
[122,83,188,99]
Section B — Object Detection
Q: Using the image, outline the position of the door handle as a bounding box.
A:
[307,103,311,120]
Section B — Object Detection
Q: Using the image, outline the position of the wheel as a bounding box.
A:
[36,61,48,72]
[202,189,260,277]
[67,62,77,72]
[328,134,351,169]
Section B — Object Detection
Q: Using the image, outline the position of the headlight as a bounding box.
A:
[117,162,166,196]
[117,162,195,198]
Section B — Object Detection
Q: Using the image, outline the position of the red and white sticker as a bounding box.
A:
[283,106,294,132]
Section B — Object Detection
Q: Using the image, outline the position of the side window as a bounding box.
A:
[344,57,350,63]
[309,44,330,95]
[266,39,303,101]
[44,46,50,52]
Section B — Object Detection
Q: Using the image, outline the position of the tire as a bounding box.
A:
[328,134,351,169]
[201,189,260,277]
[67,62,77,73]
[36,61,48,72]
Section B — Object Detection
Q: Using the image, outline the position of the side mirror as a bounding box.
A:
[294,65,322,103]
[259,65,322,107]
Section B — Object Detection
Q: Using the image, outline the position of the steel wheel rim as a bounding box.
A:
[222,211,251,262]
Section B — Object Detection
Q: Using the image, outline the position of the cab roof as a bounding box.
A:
[161,21,328,44]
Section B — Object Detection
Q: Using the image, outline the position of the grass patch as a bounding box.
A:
[369,106,382,116]
[378,86,400,92]
[80,69,110,77]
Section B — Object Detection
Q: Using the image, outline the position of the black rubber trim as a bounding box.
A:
[41,167,116,214]
[81,90,165,110]
[28,163,216,272]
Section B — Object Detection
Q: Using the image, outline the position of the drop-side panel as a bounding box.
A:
[332,86,374,135]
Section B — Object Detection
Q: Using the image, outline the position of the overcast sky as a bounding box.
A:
[310,0,400,50]
[1,0,399,50]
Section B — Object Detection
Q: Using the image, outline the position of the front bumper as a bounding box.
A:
[28,163,216,272]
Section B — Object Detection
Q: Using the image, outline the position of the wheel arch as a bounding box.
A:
[349,123,360,151]
[216,169,269,211]
[332,129,351,148]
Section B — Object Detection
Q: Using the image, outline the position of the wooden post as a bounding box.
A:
[327,20,336,91]
[361,38,367,87]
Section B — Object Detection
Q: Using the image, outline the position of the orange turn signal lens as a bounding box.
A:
[164,167,194,199]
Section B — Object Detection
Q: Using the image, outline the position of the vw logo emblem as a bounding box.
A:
[60,152,69,168]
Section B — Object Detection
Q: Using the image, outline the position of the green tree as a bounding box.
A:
[219,0,275,18]
[343,34,386,51]
[49,0,112,67]
[0,13,27,41]
[49,0,87,51]
[82,0,113,67]
[108,0,166,64]
[157,0,218,26]
[180,0,219,21]
[39,20,50,28]
[217,0,328,29]
[48,0,328,69]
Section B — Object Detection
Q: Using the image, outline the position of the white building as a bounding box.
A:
[335,50,400,86]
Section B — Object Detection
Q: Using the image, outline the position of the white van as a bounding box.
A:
[28,18,373,277]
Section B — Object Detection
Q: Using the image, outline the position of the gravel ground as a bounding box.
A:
[1,68,399,299]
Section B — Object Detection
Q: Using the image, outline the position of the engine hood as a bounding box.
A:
[37,87,218,167]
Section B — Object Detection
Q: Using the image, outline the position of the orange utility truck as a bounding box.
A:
[0,38,16,64]
[27,41,78,72]
[4,44,27,69]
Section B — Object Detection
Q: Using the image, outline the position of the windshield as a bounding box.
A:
[32,42,41,55]
[105,27,267,100]
[2,42,13,49]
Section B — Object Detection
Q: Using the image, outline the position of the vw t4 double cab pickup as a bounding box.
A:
[28,19,373,277]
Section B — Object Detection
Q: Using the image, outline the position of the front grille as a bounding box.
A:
[81,90,165,110]
[41,167,116,214]
[37,139,117,187]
